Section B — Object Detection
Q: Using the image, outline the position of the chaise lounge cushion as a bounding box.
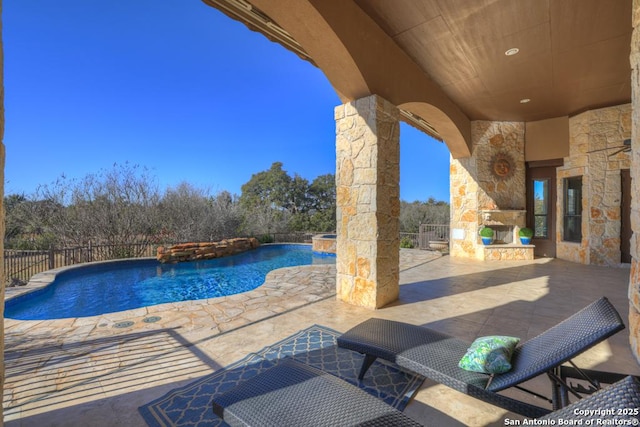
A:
[211,359,422,427]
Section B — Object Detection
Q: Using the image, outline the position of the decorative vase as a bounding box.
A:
[520,237,531,245]
[481,237,492,245]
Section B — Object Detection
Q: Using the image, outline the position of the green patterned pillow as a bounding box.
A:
[458,335,520,374]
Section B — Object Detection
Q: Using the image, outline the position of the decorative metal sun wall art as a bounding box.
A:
[489,152,516,180]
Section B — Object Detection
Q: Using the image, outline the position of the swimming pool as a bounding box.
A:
[5,244,335,320]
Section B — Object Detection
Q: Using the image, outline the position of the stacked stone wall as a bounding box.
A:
[483,246,534,261]
[557,105,631,265]
[156,238,260,263]
[473,122,526,211]
[311,235,337,254]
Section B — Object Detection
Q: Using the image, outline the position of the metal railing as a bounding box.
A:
[4,243,164,286]
[4,249,52,285]
[400,224,450,250]
[419,224,450,250]
[400,233,420,248]
[268,232,322,243]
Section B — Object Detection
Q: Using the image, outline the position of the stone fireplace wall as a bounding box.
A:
[450,121,526,259]
[557,105,631,265]
[474,122,526,212]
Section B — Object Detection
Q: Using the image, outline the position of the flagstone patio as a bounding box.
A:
[4,249,639,426]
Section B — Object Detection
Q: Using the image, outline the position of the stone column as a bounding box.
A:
[628,0,640,363]
[335,95,400,309]
[557,107,631,265]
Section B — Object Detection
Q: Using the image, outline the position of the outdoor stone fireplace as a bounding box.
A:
[478,209,534,260]
[450,121,533,261]
[479,210,526,244]
[490,225,514,244]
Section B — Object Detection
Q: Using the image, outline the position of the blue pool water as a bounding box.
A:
[5,244,335,320]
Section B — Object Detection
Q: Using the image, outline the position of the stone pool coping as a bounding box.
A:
[4,243,334,303]
[4,249,440,331]
[5,257,161,302]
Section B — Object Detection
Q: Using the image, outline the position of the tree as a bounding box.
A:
[33,163,162,256]
[6,162,337,251]
[4,194,59,249]
[239,162,292,211]
[159,184,243,242]
[286,174,313,231]
[239,162,336,233]
[307,173,336,231]
[4,193,27,242]
[239,162,297,234]
[399,199,450,233]
[209,190,243,240]
[159,182,213,242]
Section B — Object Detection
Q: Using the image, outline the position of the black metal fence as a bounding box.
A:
[4,243,163,285]
[4,228,448,285]
[418,224,450,249]
[3,233,326,285]
[400,224,450,250]
[262,232,321,243]
[4,249,51,285]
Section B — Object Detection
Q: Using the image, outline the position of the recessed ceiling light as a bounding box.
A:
[520,98,531,104]
[505,48,520,56]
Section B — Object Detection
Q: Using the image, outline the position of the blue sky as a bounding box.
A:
[3,0,451,203]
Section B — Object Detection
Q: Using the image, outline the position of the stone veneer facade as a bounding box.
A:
[450,107,631,266]
[450,121,528,260]
[557,105,631,265]
[335,95,400,309]
[156,238,260,263]
[629,0,640,364]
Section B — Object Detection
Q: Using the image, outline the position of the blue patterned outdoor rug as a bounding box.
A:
[139,324,424,427]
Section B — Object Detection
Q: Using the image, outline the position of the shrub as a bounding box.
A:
[110,246,137,259]
[257,234,274,244]
[479,226,494,238]
[400,237,415,248]
[519,227,534,238]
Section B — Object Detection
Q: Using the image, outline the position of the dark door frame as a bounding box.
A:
[621,169,632,263]
[526,159,563,258]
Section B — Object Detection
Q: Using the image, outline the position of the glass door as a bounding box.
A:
[527,163,558,258]
[533,179,549,239]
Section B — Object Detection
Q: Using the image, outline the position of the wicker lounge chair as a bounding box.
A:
[540,375,640,423]
[211,359,422,427]
[211,362,639,427]
[337,297,625,418]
